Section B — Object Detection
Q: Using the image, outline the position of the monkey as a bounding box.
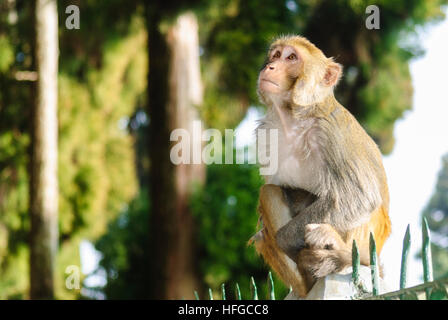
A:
[250,35,391,297]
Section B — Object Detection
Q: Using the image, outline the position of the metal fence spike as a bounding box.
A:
[250,276,259,300]
[422,217,433,282]
[400,224,411,291]
[268,271,275,300]
[369,232,379,296]
[221,283,226,300]
[208,288,213,300]
[235,283,242,300]
[422,217,434,299]
[352,239,360,286]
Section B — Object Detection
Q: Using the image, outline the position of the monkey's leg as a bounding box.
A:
[298,223,386,283]
[270,187,318,261]
[344,205,391,277]
[298,224,353,282]
[252,225,309,296]
[275,196,350,261]
[259,184,292,231]
[253,184,309,296]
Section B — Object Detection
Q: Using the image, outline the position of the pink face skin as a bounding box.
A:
[258,45,301,95]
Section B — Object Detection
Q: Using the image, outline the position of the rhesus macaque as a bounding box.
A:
[250,35,391,297]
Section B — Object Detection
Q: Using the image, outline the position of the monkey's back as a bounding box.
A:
[328,102,391,252]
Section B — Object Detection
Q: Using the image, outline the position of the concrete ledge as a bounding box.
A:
[285,266,390,300]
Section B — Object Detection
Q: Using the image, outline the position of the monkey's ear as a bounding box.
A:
[323,61,342,87]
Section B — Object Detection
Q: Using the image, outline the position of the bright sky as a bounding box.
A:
[80,11,448,296]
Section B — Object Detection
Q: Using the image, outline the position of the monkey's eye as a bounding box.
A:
[273,51,281,59]
[287,54,297,60]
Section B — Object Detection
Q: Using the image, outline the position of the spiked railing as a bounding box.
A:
[193,221,447,300]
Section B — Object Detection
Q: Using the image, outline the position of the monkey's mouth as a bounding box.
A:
[261,79,279,87]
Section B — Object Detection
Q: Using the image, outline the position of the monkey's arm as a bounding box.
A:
[251,184,311,296]
[276,176,381,260]
[275,126,384,260]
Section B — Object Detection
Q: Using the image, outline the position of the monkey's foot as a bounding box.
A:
[299,223,351,279]
[304,223,346,251]
[298,248,349,279]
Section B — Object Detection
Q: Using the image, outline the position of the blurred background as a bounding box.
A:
[0,0,447,299]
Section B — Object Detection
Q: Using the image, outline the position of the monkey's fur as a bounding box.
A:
[250,35,391,297]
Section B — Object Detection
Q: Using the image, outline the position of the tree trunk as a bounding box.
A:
[146,9,205,299]
[30,0,59,300]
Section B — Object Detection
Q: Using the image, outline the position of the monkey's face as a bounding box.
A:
[258,45,301,97]
[257,36,343,107]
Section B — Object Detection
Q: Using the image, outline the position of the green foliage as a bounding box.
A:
[0,2,145,298]
[95,160,288,299]
[56,13,147,298]
[198,0,299,130]
[199,0,448,153]
[422,154,448,280]
[190,160,288,299]
[94,190,150,299]
[57,17,147,241]
[432,245,448,280]
[298,0,448,153]
[0,2,35,299]
[358,52,413,152]
[0,36,14,72]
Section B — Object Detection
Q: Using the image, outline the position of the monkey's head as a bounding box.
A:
[257,35,342,107]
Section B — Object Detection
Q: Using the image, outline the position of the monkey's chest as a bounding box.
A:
[268,149,318,192]
[262,125,321,192]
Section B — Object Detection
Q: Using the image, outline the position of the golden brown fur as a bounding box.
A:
[251,35,391,297]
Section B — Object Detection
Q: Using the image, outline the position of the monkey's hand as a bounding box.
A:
[297,224,351,279]
[275,226,306,261]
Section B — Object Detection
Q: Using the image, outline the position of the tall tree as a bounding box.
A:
[166,12,206,299]
[0,0,146,298]
[146,4,205,299]
[30,0,59,299]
